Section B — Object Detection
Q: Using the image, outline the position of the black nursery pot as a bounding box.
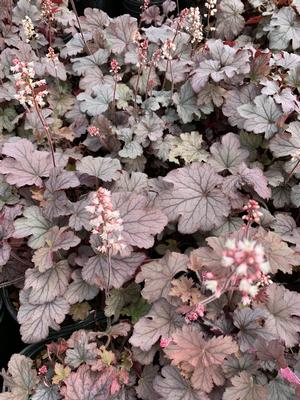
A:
[122,0,165,17]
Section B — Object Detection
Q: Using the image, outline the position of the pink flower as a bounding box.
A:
[242,199,263,224]
[137,39,149,67]
[110,59,121,81]
[195,303,205,317]
[280,367,300,386]
[10,58,48,108]
[87,126,100,136]
[86,188,127,256]
[160,337,172,348]
[185,311,198,323]
[38,365,48,375]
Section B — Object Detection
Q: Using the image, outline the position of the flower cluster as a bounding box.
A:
[185,7,204,44]
[46,47,58,62]
[86,188,126,256]
[242,199,263,224]
[110,59,121,82]
[185,303,205,323]
[205,239,270,304]
[136,38,149,67]
[178,8,190,29]
[22,16,38,42]
[41,0,58,21]
[10,58,48,108]
[162,39,176,60]
[140,0,150,12]
[204,0,218,17]
[87,126,100,136]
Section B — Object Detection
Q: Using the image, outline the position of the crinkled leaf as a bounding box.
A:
[267,7,300,50]
[154,366,209,400]
[72,49,110,76]
[0,139,55,187]
[82,252,146,289]
[12,0,40,24]
[77,156,121,182]
[77,84,113,116]
[158,163,230,234]
[112,192,168,249]
[18,290,70,343]
[233,307,274,352]
[105,283,141,321]
[223,372,268,400]
[238,95,282,139]
[2,354,39,400]
[64,269,99,304]
[209,133,249,172]
[173,82,201,124]
[223,84,259,129]
[267,379,295,400]
[257,284,300,347]
[33,227,80,272]
[130,299,183,351]
[164,325,238,393]
[136,365,159,400]
[191,40,250,92]
[13,206,51,249]
[68,198,93,232]
[106,15,138,54]
[31,386,60,400]
[136,252,188,303]
[65,330,97,368]
[216,0,245,40]
[270,122,300,158]
[224,163,271,199]
[168,132,209,165]
[61,33,92,58]
[24,260,70,305]
[256,229,300,274]
[291,183,300,207]
[61,365,111,400]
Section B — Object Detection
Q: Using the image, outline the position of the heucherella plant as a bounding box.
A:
[1,0,300,398]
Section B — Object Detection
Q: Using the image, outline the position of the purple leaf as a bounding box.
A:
[64,269,99,304]
[82,251,146,289]
[18,289,70,343]
[65,330,97,368]
[24,260,71,305]
[77,156,121,182]
[61,365,111,400]
[112,192,168,249]
[1,354,39,400]
[0,139,55,187]
[154,366,209,400]
[136,252,188,303]
[158,163,230,234]
[209,132,249,173]
[129,299,183,351]
[106,15,138,54]
[13,206,51,249]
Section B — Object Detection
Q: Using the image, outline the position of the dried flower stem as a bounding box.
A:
[33,98,56,167]
[134,66,142,114]
[69,0,92,55]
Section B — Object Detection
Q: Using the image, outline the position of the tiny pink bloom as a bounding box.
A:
[280,367,300,386]
[195,303,205,317]
[38,365,48,375]
[160,337,172,348]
